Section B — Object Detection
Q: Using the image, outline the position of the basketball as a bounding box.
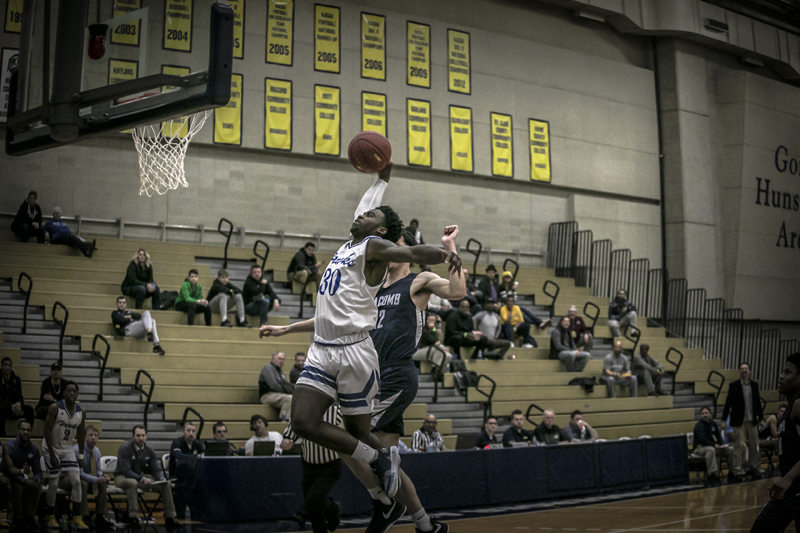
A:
[348,131,392,173]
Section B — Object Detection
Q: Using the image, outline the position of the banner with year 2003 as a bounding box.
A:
[315,85,340,155]
[163,0,193,52]
[450,105,473,172]
[265,78,292,151]
[229,0,245,59]
[315,4,340,73]
[529,119,551,182]
[111,0,141,46]
[362,92,386,137]
[491,112,513,178]
[266,0,293,65]
[407,99,431,167]
[214,74,243,146]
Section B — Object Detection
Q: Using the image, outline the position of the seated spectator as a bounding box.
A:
[259,352,294,419]
[289,353,306,385]
[0,357,34,436]
[502,410,533,447]
[34,362,64,420]
[549,317,591,372]
[693,407,730,484]
[608,289,637,337]
[287,242,322,286]
[477,265,500,306]
[0,440,14,524]
[114,425,180,528]
[121,249,160,310]
[111,296,165,355]
[6,420,42,529]
[471,303,511,358]
[600,340,638,398]
[534,410,566,445]
[561,410,598,443]
[43,207,96,258]
[427,291,452,317]
[758,404,787,452]
[499,296,537,348]
[175,269,212,326]
[411,415,446,452]
[76,425,113,528]
[566,305,593,351]
[206,269,250,328]
[498,271,518,301]
[445,299,505,359]
[169,421,205,519]
[209,422,238,456]
[10,191,45,243]
[244,415,283,456]
[169,422,205,476]
[243,265,281,327]
[632,343,665,396]
[474,417,502,449]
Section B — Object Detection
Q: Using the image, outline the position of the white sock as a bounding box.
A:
[410,508,432,531]
[351,441,378,464]
[368,486,391,505]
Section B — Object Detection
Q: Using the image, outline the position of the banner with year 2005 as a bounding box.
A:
[407,22,430,88]
[407,99,431,167]
[361,13,385,80]
[362,92,386,137]
[266,0,293,65]
[315,4,340,73]
[265,78,292,151]
[491,112,513,178]
[450,106,473,172]
[315,85,340,155]
[229,0,245,59]
[163,0,193,52]
[111,0,141,46]
[214,74,243,146]
[529,119,551,182]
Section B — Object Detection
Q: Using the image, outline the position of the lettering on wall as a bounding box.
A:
[756,146,800,249]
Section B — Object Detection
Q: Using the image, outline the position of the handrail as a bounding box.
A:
[707,370,726,419]
[623,325,641,356]
[464,238,482,283]
[181,407,206,440]
[253,240,270,271]
[542,280,560,318]
[474,374,496,421]
[217,218,234,269]
[17,272,32,334]
[525,403,544,427]
[502,258,519,283]
[134,370,156,432]
[295,265,314,319]
[759,396,767,417]
[51,302,69,367]
[583,301,600,335]
[424,345,449,404]
[90,335,111,402]
[664,347,684,396]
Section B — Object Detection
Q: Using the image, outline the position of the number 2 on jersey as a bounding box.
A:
[318,268,342,296]
[63,429,71,441]
[375,309,386,329]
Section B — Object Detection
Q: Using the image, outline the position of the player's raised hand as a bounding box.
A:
[441,225,459,252]
[378,161,394,181]
[259,325,289,338]
[443,250,463,278]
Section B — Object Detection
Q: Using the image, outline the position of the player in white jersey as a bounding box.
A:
[42,381,88,530]
[260,163,462,499]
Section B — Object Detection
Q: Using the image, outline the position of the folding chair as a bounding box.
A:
[101,456,161,522]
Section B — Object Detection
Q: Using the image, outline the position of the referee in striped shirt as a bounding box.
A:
[281,405,343,533]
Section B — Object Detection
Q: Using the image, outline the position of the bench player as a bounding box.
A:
[259,163,462,498]
[42,381,87,530]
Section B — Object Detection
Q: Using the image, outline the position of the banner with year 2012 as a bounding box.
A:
[163,0,193,52]
[407,22,430,88]
[315,4,340,73]
[265,78,292,151]
[314,85,340,155]
[362,92,386,137]
[491,112,513,178]
[111,0,141,46]
[214,74,243,146]
[447,29,470,94]
[407,99,431,167]
[229,0,245,59]
[450,106,473,172]
[361,13,385,80]
[529,119,551,182]
[266,0,293,65]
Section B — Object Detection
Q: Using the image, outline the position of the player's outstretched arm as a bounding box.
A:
[353,162,393,220]
[259,317,315,338]
[369,239,463,277]
[768,400,800,500]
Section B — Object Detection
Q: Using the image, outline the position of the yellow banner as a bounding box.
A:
[229,0,245,59]
[164,0,193,52]
[529,119,551,182]
[108,59,138,87]
[315,5,340,73]
[266,0,293,65]
[450,106,473,172]
[361,13,385,81]
[161,65,191,139]
[447,30,470,94]
[407,99,431,167]
[214,74,243,145]
[407,22,430,88]
[111,0,141,46]
[491,112,513,178]
[315,85,340,155]
[362,92,386,137]
[4,0,23,33]
[265,78,292,151]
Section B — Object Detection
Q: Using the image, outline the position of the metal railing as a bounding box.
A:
[134,370,155,432]
[707,370,726,419]
[424,345,449,404]
[464,238,483,283]
[181,407,205,440]
[17,272,32,334]
[295,265,314,320]
[502,258,519,283]
[542,280,559,318]
[90,334,111,401]
[525,403,544,427]
[663,347,684,396]
[583,301,600,335]
[623,325,641,356]
[217,218,234,269]
[51,302,68,367]
[253,240,270,271]
[474,374,497,421]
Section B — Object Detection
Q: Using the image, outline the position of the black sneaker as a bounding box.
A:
[145,332,154,342]
[153,345,165,356]
[237,320,253,328]
[220,320,233,328]
[164,518,181,529]
[416,516,449,533]
[324,500,342,532]
[292,511,307,531]
[369,446,401,498]
[364,499,406,533]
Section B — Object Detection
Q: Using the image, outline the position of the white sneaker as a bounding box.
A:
[510,342,515,347]
[522,343,534,348]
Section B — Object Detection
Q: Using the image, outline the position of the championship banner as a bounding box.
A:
[163,0,193,52]
[314,85,340,155]
[265,78,292,151]
[450,105,473,172]
[407,22,430,88]
[111,0,141,46]
[1,48,19,123]
[4,0,23,33]
[362,92,386,137]
[108,59,138,87]
[447,29,470,94]
[161,65,191,138]
[266,0,293,66]
[214,73,243,145]
[529,119,551,182]
[229,0,245,59]
[361,13,385,81]
[491,112,513,178]
[314,4,340,73]
[407,99,431,167]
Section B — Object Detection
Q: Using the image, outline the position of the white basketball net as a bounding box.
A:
[131,110,212,197]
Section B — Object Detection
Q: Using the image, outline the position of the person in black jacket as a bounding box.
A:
[608,289,637,337]
[34,363,64,420]
[477,265,500,306]
[206,269,251,328]
[445,299,499,359]
[721,362,764,481]
[10,191,45,243]
[286,242,322,285]
[121,249,160,310]
[242,265,281,327]
[0,357,34,437]
[111,296,165,355]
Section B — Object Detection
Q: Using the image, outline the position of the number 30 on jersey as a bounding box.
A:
[318,268,342,296]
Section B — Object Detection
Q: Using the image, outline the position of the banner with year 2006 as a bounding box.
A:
[362,92,386,137]
[265,78,292,151]
[314,85,340,155]
[407,99,431,167]
[229,0,245,59]
[266,0,293,65]
[163,0,193,52]
[450,105,473,172]
[315,4,340,73]
[214,74,243,146]
[491,112,513,178]
[529,118,551,182]
[361,13,385,81]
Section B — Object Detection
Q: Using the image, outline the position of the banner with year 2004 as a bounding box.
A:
[266,0,293,65]
[163,0,193,52]
[214,74,243,146]
[161,65,191,138]
[265,78,292,151]
[315,85,340,155]
[362,92,386,137]
[111,0,141,46]
[361,13,385,80]
[229,0,245,59]
[450,105,473,172]
[407,22,430,88]
[529,119,551,182]
[315,4,340,73]
[491,112,513,178]
[407,99,431,167]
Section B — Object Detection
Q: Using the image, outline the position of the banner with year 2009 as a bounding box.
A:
[450,105,473,172]
[229,0,245,59]
[529,119,551,182]
[314,85,340,155]
[163,0,193,52]
[407,99,431,167]
[362,92,386,137]
[407,22,430,88]
[214,74,243,146]
[491,112,513,178]
[265,78,292,151]
[266,0,293,65]
[315,4,340,73]
[110,0,141,46]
